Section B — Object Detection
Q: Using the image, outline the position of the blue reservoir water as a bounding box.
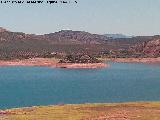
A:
[0,62,160,109]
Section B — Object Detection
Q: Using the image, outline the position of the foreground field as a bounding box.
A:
[1,102,160,120]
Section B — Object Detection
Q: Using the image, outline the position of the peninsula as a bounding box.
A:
[0,55,108,69]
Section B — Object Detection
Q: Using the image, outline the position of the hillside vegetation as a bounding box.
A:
[0,27,160,60]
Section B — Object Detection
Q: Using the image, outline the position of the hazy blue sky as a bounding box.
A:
[0,0,160,35]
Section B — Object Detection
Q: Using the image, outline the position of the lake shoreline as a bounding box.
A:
[104,57,160,63]
[56,63,108,68]
[0,57,160,68]
[0,58,108,69]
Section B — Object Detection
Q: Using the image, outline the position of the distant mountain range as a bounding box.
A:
[104,34,133,39]
[0,27,159,59]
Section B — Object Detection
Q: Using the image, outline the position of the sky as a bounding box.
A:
[0,0,160,36]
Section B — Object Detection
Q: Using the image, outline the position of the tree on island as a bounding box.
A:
[59,54,102,63]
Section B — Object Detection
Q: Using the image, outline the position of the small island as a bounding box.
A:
[56,54,108,68]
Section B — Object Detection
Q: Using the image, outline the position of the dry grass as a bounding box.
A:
[1,102,160,120]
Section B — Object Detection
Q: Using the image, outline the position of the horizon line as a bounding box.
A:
[1,26,160,37]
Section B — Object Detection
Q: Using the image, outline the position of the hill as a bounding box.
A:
[0,27,159,59]
[130,35,160,57]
